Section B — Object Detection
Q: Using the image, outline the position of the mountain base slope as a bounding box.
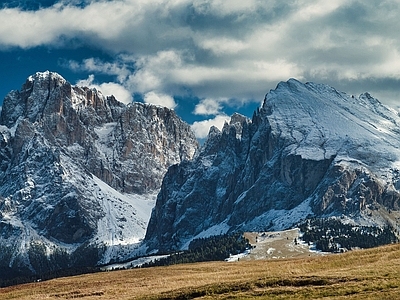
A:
[1,243,399,299]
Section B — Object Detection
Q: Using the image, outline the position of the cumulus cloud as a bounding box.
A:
[191,115,230,139]
[143,91,177,109]
[69,58,131,83]
[2,0,400,118]
[194,98,223,116]
[0,3,123,47]
[76,74,132,104]
[126,50,183,94]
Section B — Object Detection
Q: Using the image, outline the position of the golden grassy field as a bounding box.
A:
[1,243,399,299]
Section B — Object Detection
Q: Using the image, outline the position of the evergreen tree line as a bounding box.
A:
[140,233,251,268]
[0,266,101,288]
[0,241,103,288]
[298,218,399,252]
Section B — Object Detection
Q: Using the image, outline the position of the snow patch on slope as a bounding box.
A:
[266,79,400,171]
[181,221,231,250]
[91,175,157,264]
[242,198,314,232]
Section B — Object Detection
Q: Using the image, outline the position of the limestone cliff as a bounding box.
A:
[0,71,198,276]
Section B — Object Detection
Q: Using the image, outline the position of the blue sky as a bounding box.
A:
[1,1,400,138]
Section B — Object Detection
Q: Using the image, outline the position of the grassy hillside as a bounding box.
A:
[1,243,399,299]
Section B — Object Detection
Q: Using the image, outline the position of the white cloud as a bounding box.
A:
[0,3,121,47]
[122,49,301,99]
[194,98,223,116]
[195,36,248,55]
[143,91,177,109]
[76,75,132,104]
[191,115,230,139]
[96,82,133,105]
[127,50,183,94]
[293,0,347,21]
[75,74,95,87]
[192,0,264,16]
[70,58,130,83]
[3,1,400,110]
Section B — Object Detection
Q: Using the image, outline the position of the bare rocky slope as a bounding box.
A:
[0,71,198,277]
[144,79,400,252]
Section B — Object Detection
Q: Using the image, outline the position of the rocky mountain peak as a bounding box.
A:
[0,71,199,276]
[223,112,250,139]
[1,71,70,126]
[144,79,400,252]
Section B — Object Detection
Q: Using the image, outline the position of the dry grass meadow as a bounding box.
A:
[1,242,400,299]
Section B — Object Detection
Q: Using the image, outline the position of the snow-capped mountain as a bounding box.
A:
[144,79,400,252]
[0,71,198,277]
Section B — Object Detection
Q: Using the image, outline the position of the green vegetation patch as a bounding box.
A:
[298,217,399,252]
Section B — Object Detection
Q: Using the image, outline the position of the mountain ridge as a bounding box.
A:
[1,72,400,279]
[0,71,199,277]
[144,78,400,252]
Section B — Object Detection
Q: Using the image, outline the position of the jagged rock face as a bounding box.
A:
[145,79,400,252]
[87,102,197,194]
[1,72,198,194]
[0,71,198,275]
